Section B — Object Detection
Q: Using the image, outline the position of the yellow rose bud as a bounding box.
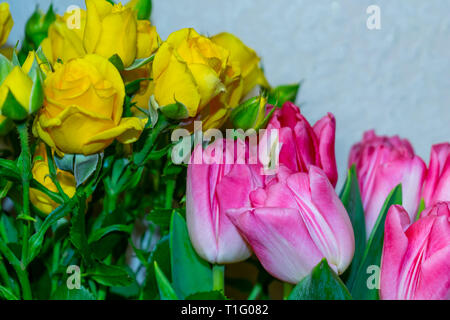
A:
[211,32,269,96]
[136,20,160,59]
[121,21,160,96]
[33,54,147,155]
[41,11,87,65]
[84,0,137,67]
[0,2,13,47]
[29,143,76,215]
[0,51,44,121]
[151,28,227,118]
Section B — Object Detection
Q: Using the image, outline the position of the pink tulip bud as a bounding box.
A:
[423,143,450,206]
[349,130,426,236]
[380,202,450,300]
[186,138,263,264]
[227,166,354,283]
[266,102,338,187]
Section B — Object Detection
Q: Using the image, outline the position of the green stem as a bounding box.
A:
[164,179,175,209]
[212,264,225,293]
[16,121,31,265]
[51,241,61,293]
[0,240,32,299]
[0,258,12,290]
[247,283,262,300]
[283,282,293,300]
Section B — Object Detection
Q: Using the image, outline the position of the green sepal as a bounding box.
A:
[133,0,153,20]
[27,54,45,114]
[160,100,189,120]
[1,90,28,121]
[0,54,13,85]
[109,54,124,71]
[124,54,155,71]
[229,96,264,130]
[25,5,56,49]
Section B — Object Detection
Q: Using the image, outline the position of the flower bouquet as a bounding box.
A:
[0,0,448,302]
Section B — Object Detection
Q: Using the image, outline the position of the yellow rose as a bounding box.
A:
[84,0,137,67]
[211,32,269,96]
[151,28,229,118]
[0,51,44,121]
[41,10,87,65]
[29,143,76,215]
[33,54,147,155]
[0,3,13,47]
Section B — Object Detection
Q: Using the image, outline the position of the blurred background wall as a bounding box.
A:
[7,0,450,188]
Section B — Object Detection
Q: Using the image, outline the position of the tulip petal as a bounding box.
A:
[186,145,219,263]
[215,164,261,263]
[313,113,338,187]
[227,207,323,283]
[288,167,354,273]
[380,205,410,300]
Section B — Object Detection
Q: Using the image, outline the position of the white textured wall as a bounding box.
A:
[7,0,450,188]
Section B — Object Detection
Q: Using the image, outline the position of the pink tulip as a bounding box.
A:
[380,202,450,300]
[423,143,450,206]
[186,138,263,264]
[266,102,338,187]
[349,130,426,236]
[227,165,354,283]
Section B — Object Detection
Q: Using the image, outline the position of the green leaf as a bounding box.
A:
[160,101,189,120]
[51,285,95,300]
[54,153,75,172]
[142,235,171,299]
[1,90,28,121]
[350,184,402,300]
[170,211,213,298]
[288,259,352,300]
[339,165,366,287]
[109,54,124,71]
[124,54,155,71]
[154,261,178,300]
[88,224,133,244]
[26,198,76,265]
[186,291,227,300]
[74,153,103,187]
[0,285,19,300]
[147,208,172,228]
[0,214,18,243]
[416,198,425,221]
[69,194,90,261]
[88,263,133,287]
[267,82,301,107]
